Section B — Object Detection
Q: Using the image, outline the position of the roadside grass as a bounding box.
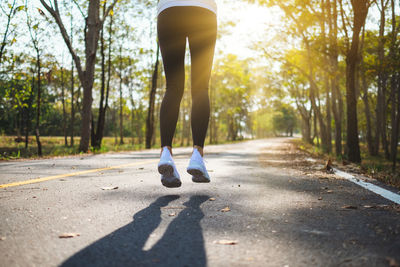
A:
[0,135,250,160]
[0,136,146,160]
[292,138,400,189]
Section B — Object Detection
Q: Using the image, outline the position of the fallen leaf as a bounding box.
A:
[214,240,238,245]
[209,198,216,201]
[387,257,400,267]
[138,167,144,170]
[101,186,118,190]
[59,233,80,238]
[318,197,323,200]
[221,207,231,212]
[377,204,389,208]
[342,205,357,210]
[326,190,333,193]
[0,236,6,241]
[168,212,176,217]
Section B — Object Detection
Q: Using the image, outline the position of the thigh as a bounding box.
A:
[157,9,187,87]
[188,9,217,91]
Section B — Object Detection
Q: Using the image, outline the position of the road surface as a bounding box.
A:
[0,138,399,267]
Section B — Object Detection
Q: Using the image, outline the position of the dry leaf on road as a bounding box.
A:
[168,212,176,217]
[59,233,80,238]
[387,257,400,267]
[101,186,118,190]
[214,240,238,245]
[342,205,358,210]
[209,198,216,201]
[221,207,231,212]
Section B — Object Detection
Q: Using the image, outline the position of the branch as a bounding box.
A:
[101,0,119,26]
[39,0,83,78]
[72,0,85,19]
[0,0,17,64]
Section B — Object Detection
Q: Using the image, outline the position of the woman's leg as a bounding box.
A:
[188,9,217,149]
[157,9,187,148]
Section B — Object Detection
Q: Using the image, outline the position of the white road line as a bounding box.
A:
[334,168,400,205]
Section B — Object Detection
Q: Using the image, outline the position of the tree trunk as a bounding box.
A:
[70,62,75,147]
[325,79,332,153]
[376,0,390,159]
[119,45,124,145]
[92,15,106,149]
[61,67,68,146]
[40,0,117,152]
[329,0,343,156]
[25,72,34,149]
[360,27,375,155]
[345,0,368,163]
[389,0,399,171]
[35,53,42,157]
[321,0,332,153]
[69,12,75,147]
[145,43,160,149]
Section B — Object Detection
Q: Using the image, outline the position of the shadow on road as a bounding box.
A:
[61,195,209,267]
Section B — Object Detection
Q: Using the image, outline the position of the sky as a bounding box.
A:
[214,0,282,59]
[6,0,280,64]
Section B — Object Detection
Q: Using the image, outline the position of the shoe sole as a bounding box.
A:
[159,164,181,188]
[161,177,182,188]
[158,164,174,176]
[187,168,210,183]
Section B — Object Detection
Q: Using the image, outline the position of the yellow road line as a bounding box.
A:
[0,159,158,189]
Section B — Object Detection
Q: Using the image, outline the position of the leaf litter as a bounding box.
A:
[59,233,80,238]
[101,186,118,190]
[214,240,238,245]
[220,207,231,212]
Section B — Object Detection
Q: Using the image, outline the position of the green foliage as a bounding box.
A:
[272,104,297,136]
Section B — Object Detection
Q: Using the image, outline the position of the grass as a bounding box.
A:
[0,135,251,160]
[0,136,147,160]
[292,138,400,189]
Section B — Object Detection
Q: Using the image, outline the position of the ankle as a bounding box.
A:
[161,146,173,156]
[193,145,204,157]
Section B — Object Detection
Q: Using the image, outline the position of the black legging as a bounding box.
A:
[157,6,217,148]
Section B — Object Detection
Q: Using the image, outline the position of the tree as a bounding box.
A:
[340,0,372,162]
[0,0,22,65]
[146,42,160,149]
[26,3,46,156]
[40,0,118,152]
[91,7,114,149]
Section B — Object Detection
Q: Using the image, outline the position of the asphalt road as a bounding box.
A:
[0,138,399,267]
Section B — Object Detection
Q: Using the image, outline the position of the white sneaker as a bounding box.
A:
[187,148,210,183]
[158,147,181,188]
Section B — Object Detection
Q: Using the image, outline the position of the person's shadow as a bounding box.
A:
[61,195,209,267]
